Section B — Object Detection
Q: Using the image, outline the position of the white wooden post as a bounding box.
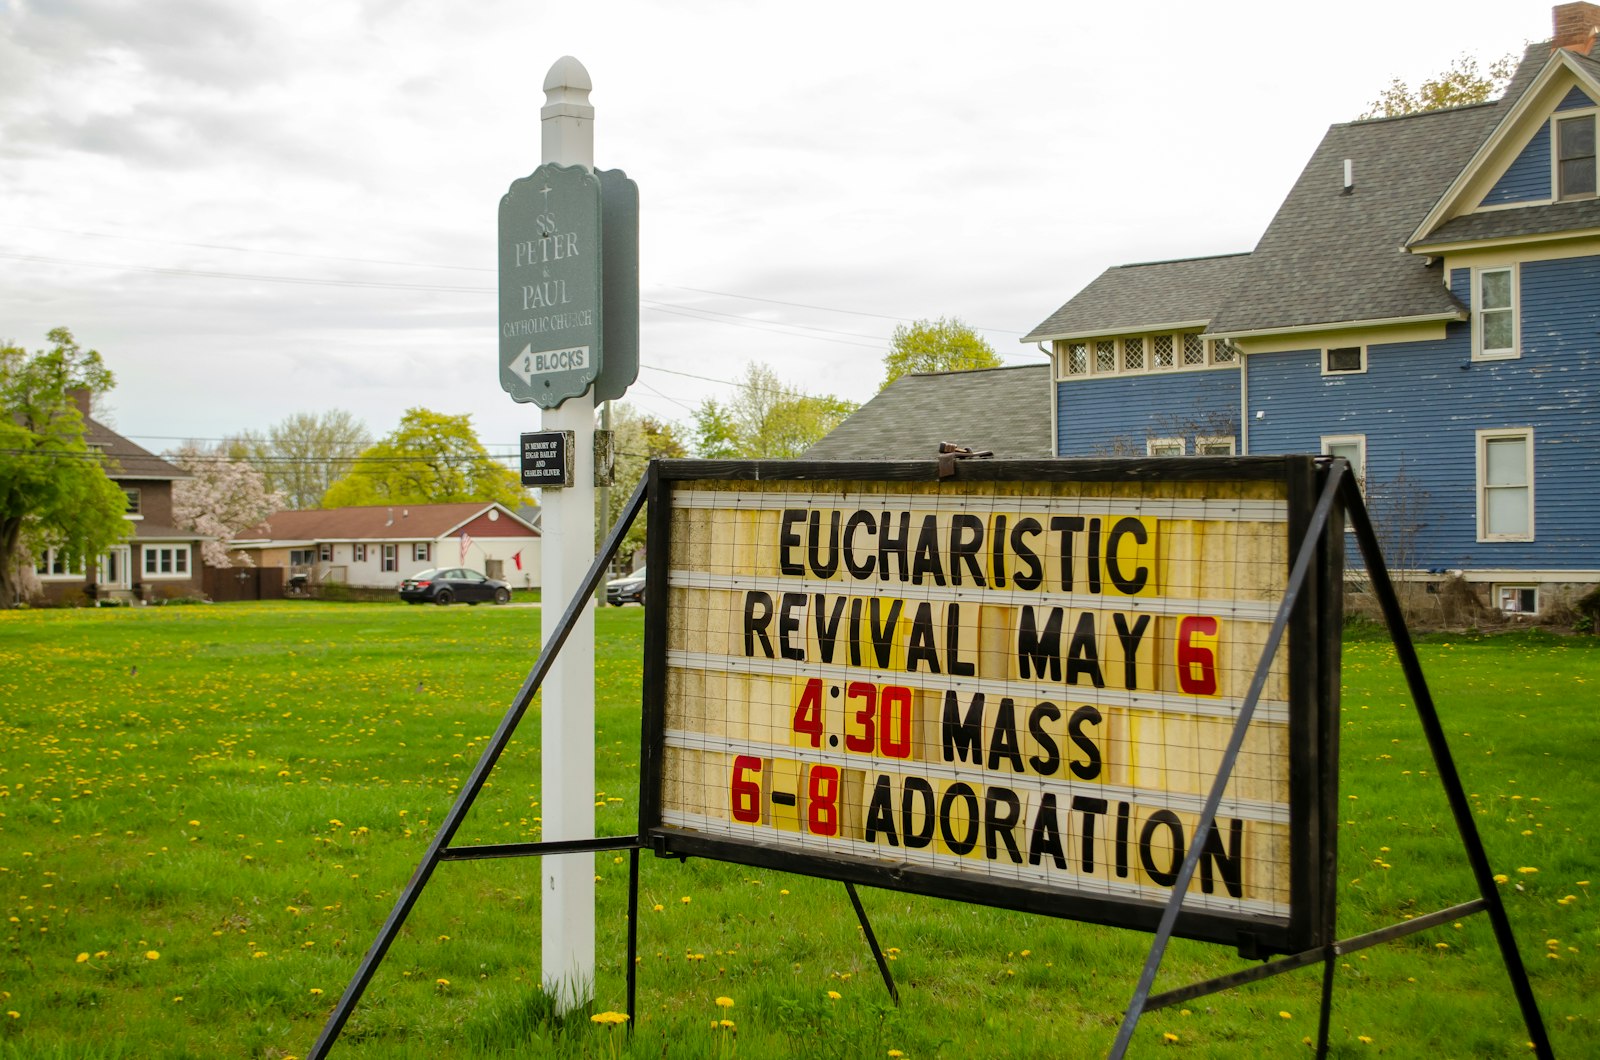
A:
[539,54,596,1013]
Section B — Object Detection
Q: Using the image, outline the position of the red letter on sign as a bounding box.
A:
[1176,615,1220,696]
[730,755,763,823]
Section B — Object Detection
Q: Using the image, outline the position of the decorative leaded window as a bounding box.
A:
[1095,341,1116,372]
[1183,334,1206,366]
[1122,337,1144,371]
[1152,335,1174,368]
[1066,343,1088,375]
[1211,340,1236,364]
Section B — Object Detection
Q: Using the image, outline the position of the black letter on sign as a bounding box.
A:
[905,600,941,673]
[1072,795,1109,873]
[1200,818,1245,898]
[779,509,806,576]
[939,783,980,856]
[808,510,841,579]
[950,513,986,586]
[1010,517,1043,590]
[1112,612,1150,690]
[941,690,984,765]
[1027,701,1061,776]
[813,594,847,664]
[1067,704,1103,781]
[987,697,1024,773]
[1065,610,1105,688]
[984,787,1023,863]
[863,775,897,846]
[743,591,774,658]
[879,511,912,583]
[843,510,877,579]
[869,597,903,668]
[910,514,946,586]
[902,777,936,849]
[1028,793,1066,869]
[1139,809,1186,887]
[1017,605,1063,681]
[778,592,807,661]
[1105,517,1149,595]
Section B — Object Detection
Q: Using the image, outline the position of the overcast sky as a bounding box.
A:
[0,0,1552,467]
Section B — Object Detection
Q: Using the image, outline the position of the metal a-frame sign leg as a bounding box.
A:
[308,477,651,1059]
[1107,461,1553,1059]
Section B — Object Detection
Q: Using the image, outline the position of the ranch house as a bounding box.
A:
[1025,4,1600,618]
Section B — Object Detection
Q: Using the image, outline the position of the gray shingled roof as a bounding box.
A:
[1207,103,1500,335]
[81,415,186,481]
[802,364,1051,460]
[1022,254,1250,341]
[1413,196,1600,247]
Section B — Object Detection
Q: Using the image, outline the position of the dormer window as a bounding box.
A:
[1557,114,1596,199]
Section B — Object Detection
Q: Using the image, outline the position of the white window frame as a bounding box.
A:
[1496,584,1540,616]
[1321,345,1367,376]
[35,547,84,579]
[382,544,398,572]
[1147,437,1186,457]
[1472,266,1519,361]
[414,543,431,562]
[1195,435,1236,456]
[289,548,314,567]
[1476,428,1534,542]
[1554,110,1597,201]
[123,487,143,518]
[353,543,367,563]
[141,545,191,578]
[1322,434,1367,530]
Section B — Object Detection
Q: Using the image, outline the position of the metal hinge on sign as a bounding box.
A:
[937,441,993,478]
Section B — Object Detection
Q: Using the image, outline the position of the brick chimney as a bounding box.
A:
[1553,3,1600,54]
[67,387,92,418]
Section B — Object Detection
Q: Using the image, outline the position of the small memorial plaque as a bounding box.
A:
[520,430,572,488]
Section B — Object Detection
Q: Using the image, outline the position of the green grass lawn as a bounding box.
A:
[0,604,1594,1058]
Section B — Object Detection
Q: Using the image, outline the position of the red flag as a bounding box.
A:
[460,532,472,563]
[512,550,523,571]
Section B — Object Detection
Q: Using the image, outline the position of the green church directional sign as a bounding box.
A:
[499,162,603,408]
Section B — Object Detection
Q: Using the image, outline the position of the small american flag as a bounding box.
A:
[459,532,472,563]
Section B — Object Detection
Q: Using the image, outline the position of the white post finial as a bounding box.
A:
[542,56,594,168]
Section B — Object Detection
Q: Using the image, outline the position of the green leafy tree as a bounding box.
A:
[229,409,371,509]
[0,328,130,607]
[691,363,856,459]
[881,317,1001,389]
[605,402,688,563]
[1360,52,1517,118]
[322,407,526,508]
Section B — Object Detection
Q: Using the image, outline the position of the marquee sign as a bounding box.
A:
[639,457,1341,955]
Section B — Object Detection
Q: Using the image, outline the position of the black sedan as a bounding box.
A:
[399,568,512,606]
[605,567,646,606]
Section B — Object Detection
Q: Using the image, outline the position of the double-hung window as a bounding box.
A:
[1474,267,1518,360]
[1557,113,1596,200]
[382,544,398,572]
[1477,428,1533,541]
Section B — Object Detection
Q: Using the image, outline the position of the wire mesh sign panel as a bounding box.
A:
[639,458,1340,955]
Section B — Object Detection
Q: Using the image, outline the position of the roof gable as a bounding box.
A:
[803,364,1051,461]
[1208,104,1496,336]
[81,414,185,481]
[1023,254,1250,342]
[1409,47,1600,246]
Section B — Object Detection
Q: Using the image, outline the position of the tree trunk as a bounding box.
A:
[0,514,24,609]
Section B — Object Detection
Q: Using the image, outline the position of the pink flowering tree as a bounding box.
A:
[169,445,285,568]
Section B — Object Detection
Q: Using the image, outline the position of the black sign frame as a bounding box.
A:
[637,456,1343,957]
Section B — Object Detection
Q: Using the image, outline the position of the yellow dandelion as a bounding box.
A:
[681,896,691,904]
[719,1019,736,1029]
[1517,866,1539,875]
[310,988,324,996]
[827,990,841,1000]
[653,904,664,912]
[76,952,89,963]
[1163,1032,1178,1043]
[6,1011,18,1019]
[1359,1035,1373,1044]
[145,950,160,961]
[716,996,734,1009]
[436,978,450,987]
[590,1011,630,1025]
[1279,1010,1292,1019]
[1494,874,1509,884]
[888,1052,905,1058]
[1436,942,1450,950]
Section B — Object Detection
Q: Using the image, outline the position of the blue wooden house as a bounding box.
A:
[1024,4,1600,618]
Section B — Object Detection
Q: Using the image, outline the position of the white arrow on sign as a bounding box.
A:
[510,344,591,386]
